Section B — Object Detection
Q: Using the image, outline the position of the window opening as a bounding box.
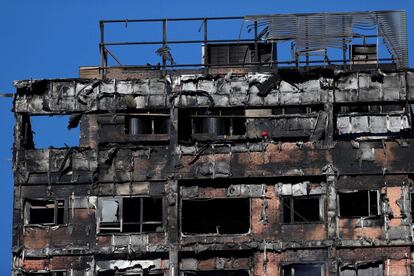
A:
[98,197,163,234]
[181,198,250,235]
[339,262,383,276]
[338,191,379,217]
[30,115,80,148]
[281,264,323,276]
[125,113,169,135]
[25,199,65,226]
[282,196,322,223]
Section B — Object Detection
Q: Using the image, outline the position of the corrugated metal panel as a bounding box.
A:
[247,11,408,68]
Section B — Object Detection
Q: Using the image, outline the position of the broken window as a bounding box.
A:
[340,262,383,276]
[193,109,246,136]
[338,191,380,218]
[20,114,34,149]
[281,264,323,276]
[182,271,249,276]
[282,196,323,223]
[125,113,170,135]
[123,197,163,232]
[99,198,121,232]
[178,109,246,141]
[98,197,163,233]
[25,199,65,226]
[30,115,80,148]
[179,107,324,142]
[98,111,170,144]
[181,198,250,235]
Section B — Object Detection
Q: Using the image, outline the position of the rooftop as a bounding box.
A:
[90,10,408,79]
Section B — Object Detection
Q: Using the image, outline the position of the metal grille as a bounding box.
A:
[248,11,408,68]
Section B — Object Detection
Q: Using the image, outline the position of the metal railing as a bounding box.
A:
[98,13,404,78]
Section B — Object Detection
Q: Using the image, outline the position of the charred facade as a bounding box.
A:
[11,10,414,276]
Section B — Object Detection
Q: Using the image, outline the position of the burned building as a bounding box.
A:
[10,10,414,276]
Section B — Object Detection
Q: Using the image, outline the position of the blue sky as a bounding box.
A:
[0,0,413,274]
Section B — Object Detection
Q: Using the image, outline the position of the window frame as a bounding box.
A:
[97,196,164,234]
[24,198,67,226]
[281,195,324,224]
[180,197,251,236]
[337,190,380,218]
[281,263,324,276]
[339,262,383,276]
[125,113,170,136]
[190,109,247,141]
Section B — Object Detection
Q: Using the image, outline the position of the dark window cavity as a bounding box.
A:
[98,197,163,234]
[282,196,322,223]
[339,262,383,276]
[338,191,380,218]
[282,264,323,276]
[192,109,246,137]
[181,198,250,235]
[125,114,169,135]
[179,109,246,142]
[25,199,65,226]
[123,197,163,232]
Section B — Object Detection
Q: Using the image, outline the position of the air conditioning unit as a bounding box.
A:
[203,43,273,66]
[351,44,377,64]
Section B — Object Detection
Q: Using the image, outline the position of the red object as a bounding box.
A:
[260,130,269,138]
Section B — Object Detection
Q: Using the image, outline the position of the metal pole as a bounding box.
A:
[342,15,347,67]
[102,16,244,23]
[162,19,167,72]
[204,18,208,72]
[99,21,107,79]
[103,38,257,46]
[305,17,309,67]
[254,19,259,66]
[376,14,379,68]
